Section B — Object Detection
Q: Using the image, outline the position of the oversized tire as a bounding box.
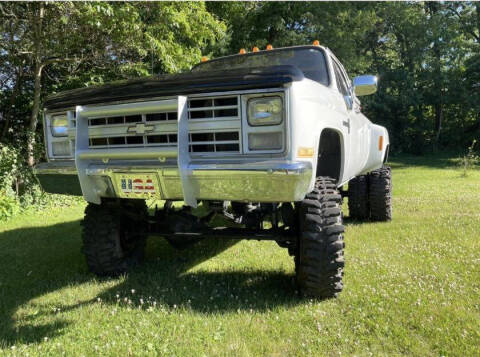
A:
[368,165,392,221]
[348,175,369,220]
[81,199,148,276]
[295,177,345,299]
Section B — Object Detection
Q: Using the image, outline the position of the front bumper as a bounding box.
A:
[35,160,312,203]
[34,161,82,196]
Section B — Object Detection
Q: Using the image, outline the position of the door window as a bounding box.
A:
[332,61,349,96]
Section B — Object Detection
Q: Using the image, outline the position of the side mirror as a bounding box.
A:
[353,75,378,96]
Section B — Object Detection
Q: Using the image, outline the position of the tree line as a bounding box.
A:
[0,1,479,166]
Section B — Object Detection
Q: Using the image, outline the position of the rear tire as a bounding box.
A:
[81,199,148,276]
[368,165,392,221]
[348,175,369,220]
[295,177,345,299]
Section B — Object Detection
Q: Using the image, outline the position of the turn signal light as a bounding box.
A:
[252,46,259,52]
[297,147,315,158]
[201,56,208,62]
[313,40,320,46]
[266,44,273,50]
[379,136,384,151]
[239,48,246,54]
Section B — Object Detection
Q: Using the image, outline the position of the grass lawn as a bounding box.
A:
[1,155,479,356]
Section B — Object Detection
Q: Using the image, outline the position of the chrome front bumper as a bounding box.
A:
[35,160,312,203]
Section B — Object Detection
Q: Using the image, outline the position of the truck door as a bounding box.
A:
[331,59,354,181]
[332,59,369,178]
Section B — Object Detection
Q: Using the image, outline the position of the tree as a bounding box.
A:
[0,1,225,165]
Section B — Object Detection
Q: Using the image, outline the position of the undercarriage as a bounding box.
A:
[148,200,298,254]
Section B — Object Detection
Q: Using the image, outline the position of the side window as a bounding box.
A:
[333,61,348,96]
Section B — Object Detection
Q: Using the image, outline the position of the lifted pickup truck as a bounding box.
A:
[36,44,392,299]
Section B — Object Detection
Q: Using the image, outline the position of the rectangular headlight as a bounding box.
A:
[52,140,71,156]
[248,132,282,151]
[247,97,283,126]
[50,115,68,137]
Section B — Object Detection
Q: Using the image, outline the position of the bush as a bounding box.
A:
[0,143,84,219]
[0,144,20,195]
[459,140,479,177]
[0,191,20,221]
[0,144,27,220]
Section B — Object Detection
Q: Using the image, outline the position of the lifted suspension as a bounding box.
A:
[146,200,298,250]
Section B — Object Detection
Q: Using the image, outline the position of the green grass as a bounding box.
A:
[1,156,479,356]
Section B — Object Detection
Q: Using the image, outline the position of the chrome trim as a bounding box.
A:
[34,161,77,175]
[177,95,196,207]
[83,99,177,118]
[241,92,287,155]
[188,160,309,172]
[77,147,177,160]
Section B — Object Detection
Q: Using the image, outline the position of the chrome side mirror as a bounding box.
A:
[353,75,378,96]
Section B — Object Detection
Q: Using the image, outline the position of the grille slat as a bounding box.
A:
[188,96,239,121]
[189,131,240,153]
[188,105,238,112]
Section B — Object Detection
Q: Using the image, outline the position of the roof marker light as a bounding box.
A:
[252,46,259,52]
[313,40,320,46]
[266,44,273,50]
[239,48,246,54]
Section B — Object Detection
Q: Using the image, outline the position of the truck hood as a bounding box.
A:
[44,65,303,110]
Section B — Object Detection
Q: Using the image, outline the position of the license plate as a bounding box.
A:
[114,173,160,198]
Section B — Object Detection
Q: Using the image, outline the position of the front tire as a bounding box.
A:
[368,165,392,221]
[295,177,345,299]
[81,199,148,276]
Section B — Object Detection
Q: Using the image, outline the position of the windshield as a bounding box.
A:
[192,48,329,86]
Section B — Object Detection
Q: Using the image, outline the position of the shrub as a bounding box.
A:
[0,190,20,221]
[459,140,479,177]
[0,143,84,219]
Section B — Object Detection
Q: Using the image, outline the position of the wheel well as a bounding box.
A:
[316,129,342,182]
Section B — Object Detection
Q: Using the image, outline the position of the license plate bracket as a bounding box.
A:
[113,173,160,198]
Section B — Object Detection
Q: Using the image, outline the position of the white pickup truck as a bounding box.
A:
[35,44,392,299]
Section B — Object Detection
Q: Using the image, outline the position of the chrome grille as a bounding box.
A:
[87,96,241,154]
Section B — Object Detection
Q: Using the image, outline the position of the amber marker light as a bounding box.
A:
[297,147,315,158]
[266,44,273,50]
[201,56,208,62]
[239,48,246,54]
[252,46,259,52]
[379,136,384,151]
[313,40,320,46]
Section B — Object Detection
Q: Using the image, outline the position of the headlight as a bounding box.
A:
[51,115,68,137]
[247,97,283,126]
[52,140,71,156]
[248,132,283,151]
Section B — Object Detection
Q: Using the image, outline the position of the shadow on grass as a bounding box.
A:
[0,220,88,347]
[0,220,299,347]
[343,217,368,226]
